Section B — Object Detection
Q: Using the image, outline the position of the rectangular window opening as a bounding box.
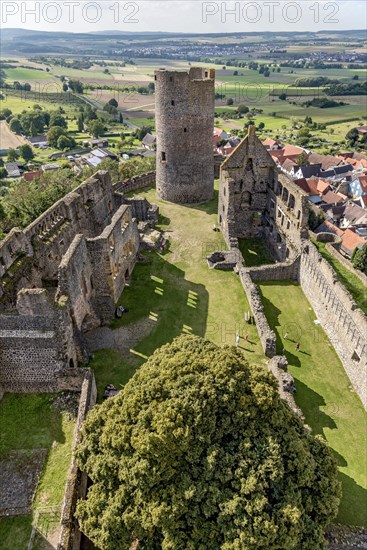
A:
[161,152,166,162]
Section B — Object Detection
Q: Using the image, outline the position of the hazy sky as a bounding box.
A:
[1,1,366,33]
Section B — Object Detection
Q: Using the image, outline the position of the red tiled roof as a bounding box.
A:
[23,171,43,182]
[214,127,225,136]
[282,158,296,170]
[323,219,344,237]
[360,195,367,208]
[341,229,366,254]
[282,144,305,157]
[316,178,330,194]
[322,190,345,205]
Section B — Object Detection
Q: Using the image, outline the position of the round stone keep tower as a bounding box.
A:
[155,67,215,204]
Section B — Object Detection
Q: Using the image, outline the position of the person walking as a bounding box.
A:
[295,342,300,351]
[236,333,240,347]
[284,331,288,340]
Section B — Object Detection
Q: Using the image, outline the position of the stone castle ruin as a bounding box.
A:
[219,125,308,260]
[0,171,157,393]
[215,126,367,409]
[155,67,215,204]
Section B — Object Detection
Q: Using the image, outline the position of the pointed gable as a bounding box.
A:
[221,126,276,171]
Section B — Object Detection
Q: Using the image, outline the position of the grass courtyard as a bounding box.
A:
[88,182,367,528]
[90,186,266,398]
[0,393,76,549]
[259,281,367,527]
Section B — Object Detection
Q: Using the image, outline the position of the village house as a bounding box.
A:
[4,161,24,178]
[81,148,118,168]
[89,138,109,148]
[28,135,48,148]
[141,133,156,150]
[349,174,367,199]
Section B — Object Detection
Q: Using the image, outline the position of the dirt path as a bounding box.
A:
[84,318,155,354]
[0,120,27,149]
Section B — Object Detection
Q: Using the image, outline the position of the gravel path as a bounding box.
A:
[85,318,155,354]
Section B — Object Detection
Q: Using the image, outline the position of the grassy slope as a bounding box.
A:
[0,394,76,548]
[312,240,367,315]
[259,281,367,527]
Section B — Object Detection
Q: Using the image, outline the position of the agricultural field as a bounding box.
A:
[0,120,27,149]
[4,67,53,81]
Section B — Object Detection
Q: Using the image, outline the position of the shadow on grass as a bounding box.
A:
[337,471,367,527]
[185,188,219,216]
[89,249,209,400]
[258,289,302,368]
[294,379,337,436]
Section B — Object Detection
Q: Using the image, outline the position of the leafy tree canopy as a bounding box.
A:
[9,118,23,135]
[352,243,367,274]
[47,126,67,147]
[76,335,340,550]
[49,112,67,129]
[88,119,105,138]
[18,144,34,161]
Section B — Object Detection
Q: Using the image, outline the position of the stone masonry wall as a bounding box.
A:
[248,258,299,281]
[0,170,147,393]
[113,171,155,195]
[238,267,276,357]
[300,241,367,409]
[57,369,97,550]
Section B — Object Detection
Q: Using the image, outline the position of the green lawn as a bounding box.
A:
[239,237,274,266]
[0,394,76,548]
[312,240,367,314]
[89,183,266,399]
[259,281,367,527]
[88,182,367,527]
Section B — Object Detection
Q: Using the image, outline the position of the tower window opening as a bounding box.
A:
[170,77,173,82]
[171,100,175,106]
[184,128,187,132]
[205,71,208,77]
[161,152,166,162]
[154,75,157,81]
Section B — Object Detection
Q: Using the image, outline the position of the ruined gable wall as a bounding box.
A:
[86,205,139,323]
[219,131,277,244]
[57,234,98,339]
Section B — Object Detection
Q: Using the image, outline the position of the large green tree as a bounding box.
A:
[352,243,367,274]
[76,336,340,550]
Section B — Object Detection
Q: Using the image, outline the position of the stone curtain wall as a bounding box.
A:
[247,259,300,282]
[57,370,97,550]
[238,267,276,357]
[113,171,156,195]
[300,241,367,409]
